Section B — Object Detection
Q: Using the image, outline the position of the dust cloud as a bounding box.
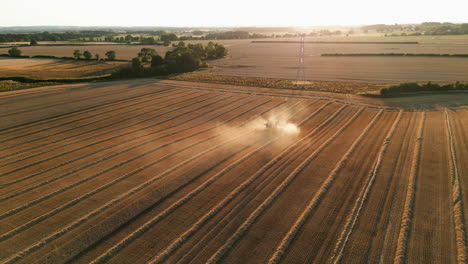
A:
[215,106,301,147]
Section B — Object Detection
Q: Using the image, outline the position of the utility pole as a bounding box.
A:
[295,35,306,85]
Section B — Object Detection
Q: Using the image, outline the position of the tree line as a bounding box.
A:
[1,30,331,45]
[0,31,114,42]
[72,50,115,60]
[5,47,117,61]
[362,22,468,36]
[381,81,468,96]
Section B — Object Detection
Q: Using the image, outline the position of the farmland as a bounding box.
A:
[0,79,467,263]
[184,36,468,84]
[0,58,127,79]
[3,35,468,85]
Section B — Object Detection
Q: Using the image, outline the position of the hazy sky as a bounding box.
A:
[1,0,467,27]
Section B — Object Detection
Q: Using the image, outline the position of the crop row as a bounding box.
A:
[0,93,231,179]
[0,99,280,202]
[0,84,173,136]
[36,100,312,263]
[328,110,403,263]
[206,106,363,263]
[0,99,304,262]
[0,88,187,143]
[0,91,213,160]
[445,110,468,263]
[0,96,268,220]
[394,112,426,264]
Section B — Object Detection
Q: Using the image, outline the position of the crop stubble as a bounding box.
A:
[0,80,466,263]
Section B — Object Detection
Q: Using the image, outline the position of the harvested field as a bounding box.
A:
[191,36,468,84]
[0,79,467,264]
[0,58,57,68]
[3,36,468,84]
[0,58,128,79]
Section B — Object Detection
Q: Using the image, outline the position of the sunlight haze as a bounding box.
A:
[1,0,467,27]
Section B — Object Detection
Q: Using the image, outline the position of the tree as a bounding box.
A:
[105,50,116,60]
[160,33,178,41]
[215,44,227,58]
[138,48,158,62]
[140,37,155,45]
[132,57,142,69]
[113,41,228,78]
[163,39,171,46]
[177,41,185,47]
[188,43,206,59]
[462,24,468,34]
[8,47,22,57]
[83,51,92,60]
[205,42,217,59]
[73,50,82,59]
[30,39,38,46]
[95,54,100,61]
[164,46,201,73]
[151,55,164,67]
[178,53,200,72]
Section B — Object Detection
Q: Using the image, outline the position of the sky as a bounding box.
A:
[1,0,467,27]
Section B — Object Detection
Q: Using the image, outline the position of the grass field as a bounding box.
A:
[0,80,466,263]
[0,58,128,79]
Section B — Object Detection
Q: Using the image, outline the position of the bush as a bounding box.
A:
[381,81,468,96]
[205,42,227,59]
[380,88,389,96]
[8,47,22,57]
